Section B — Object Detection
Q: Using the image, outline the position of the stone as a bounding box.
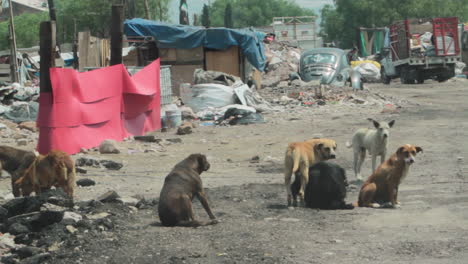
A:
[79,148,89,154]
[8,223,30,235]
[18,122,37,132]
[65,225,78,234]
[61,212,83,225]
[15,246,42,259]
[97,190,120,203]
[277,81,289,88]
[177,122,193,135]
[75,157,100,168]
[19,253,51,264]
[117,197,139,206]
[134,135,162,143]
[76,167,87,174]
[0,206,7,222]
[76,178,95,187]
[87,212,110,220]
[166,138,182,144]
[100,160,123,170]
[250,155,260,163]
[98,139,120,154]
[16,139,28,146]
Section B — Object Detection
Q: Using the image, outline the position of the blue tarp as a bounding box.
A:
[124,18,266,71]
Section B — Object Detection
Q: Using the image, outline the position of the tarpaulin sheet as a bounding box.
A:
[124,18,266,71]
[37,60,161,155]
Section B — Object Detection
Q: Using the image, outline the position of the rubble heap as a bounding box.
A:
[263,41,301,88]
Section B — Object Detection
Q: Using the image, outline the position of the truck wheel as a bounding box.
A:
[381,68,391,85]
[417,78,424,84]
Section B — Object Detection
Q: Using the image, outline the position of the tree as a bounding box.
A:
[0,12,49,50]
[321,0,468,48]
[224,3,233,28]
[201,4,211,28]
[208,0,315,28]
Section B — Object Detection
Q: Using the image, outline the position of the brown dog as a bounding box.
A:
[0,146,37,197]
[158,154,218,227]
[284,138,337,206]
[15,150,76,197]
[357,144,423,208]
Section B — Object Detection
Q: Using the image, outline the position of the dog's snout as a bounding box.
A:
[330,154,336,159]
[409,159,414,164]
[383,134,388,138]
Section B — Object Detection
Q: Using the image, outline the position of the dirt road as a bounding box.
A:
[2,80,468,263]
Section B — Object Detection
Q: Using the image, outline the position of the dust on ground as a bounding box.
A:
[1,79,468,263]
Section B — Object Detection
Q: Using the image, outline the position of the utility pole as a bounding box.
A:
[144,0,150,20]
[39,21,56,94]
[7,0,19,83]
[110,5,124,66]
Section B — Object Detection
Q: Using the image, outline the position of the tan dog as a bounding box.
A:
[357,144,422,208]
[15,150,76,197]
[0,146,37,197]
[284,138,337,206]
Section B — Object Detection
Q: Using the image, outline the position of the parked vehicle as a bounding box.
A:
[380,17,463,84]
[294,48,361,88]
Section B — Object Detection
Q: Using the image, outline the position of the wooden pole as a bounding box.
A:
[72,19,78,69]
[110,5,124,66]
[8,0,19,83]
[39,21,56,94]
[144,0,150,20]
[47,0,61,56]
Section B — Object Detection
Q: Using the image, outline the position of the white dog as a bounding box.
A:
[346,119,395,180]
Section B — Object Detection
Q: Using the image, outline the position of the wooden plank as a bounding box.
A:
[0,76,11,81]
[0,64,10,69]
[78,31,90,72]
[170,64,203,96]
[251,68,262,89]
[110,4,124,66]
[205,46,240,77]
[159,48,177,62]
[176,47,204,62]
[0,68,10,74]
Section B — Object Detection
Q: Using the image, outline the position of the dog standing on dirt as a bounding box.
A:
[15,150,76,197]
[158,154,218,227]
[357,144,422,208]
[291,162,354,210]
[284,138,337,206]
[347,119,395,180]
[0,146,37,197]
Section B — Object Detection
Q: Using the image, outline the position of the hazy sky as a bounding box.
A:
[167,0,334,24]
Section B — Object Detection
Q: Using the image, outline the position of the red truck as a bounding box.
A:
[380,17,463,84]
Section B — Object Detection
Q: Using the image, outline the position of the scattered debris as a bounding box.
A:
[76,178,96,187]
[98,139,120,154]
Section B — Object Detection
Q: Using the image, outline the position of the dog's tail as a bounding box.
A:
[291,148,301,173]
[346,141,353,148]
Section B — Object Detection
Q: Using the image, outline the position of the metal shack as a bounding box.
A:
[124,19,266,95]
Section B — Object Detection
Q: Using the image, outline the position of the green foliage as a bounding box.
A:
[0,12,49,50]
[224,3,233,28]
[208,0,315,28]
[0,0,170,51]
[201,4,211,27]
[321,0,468,48]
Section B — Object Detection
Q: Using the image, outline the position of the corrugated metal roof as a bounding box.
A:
[13,0,48,12]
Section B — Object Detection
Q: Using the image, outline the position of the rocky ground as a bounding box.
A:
[1,78,468,263]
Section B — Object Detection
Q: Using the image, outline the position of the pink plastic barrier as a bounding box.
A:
[37,60,161,154]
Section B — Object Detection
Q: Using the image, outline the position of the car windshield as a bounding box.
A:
[303,53,337,65]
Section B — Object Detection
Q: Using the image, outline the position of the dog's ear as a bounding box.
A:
[397,146,405,155]
[368,118,380,128]
[415,146,423,153]
[388,120,395,128]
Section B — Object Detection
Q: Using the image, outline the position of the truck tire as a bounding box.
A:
[381,67,391,85]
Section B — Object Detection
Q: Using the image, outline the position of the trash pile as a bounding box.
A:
[262,41,301,88]
[0,80,40,124]
[350,60,381,83]
[161,69,274,131]
[0,189,153,263]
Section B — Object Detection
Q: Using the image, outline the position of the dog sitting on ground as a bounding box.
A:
[0,146,37,197]
[158,154,218,227]
[291,162,354,210]
[15,150,76,197]
[284,138,337,206]
[346,119,395,180]
[357,144,422,208]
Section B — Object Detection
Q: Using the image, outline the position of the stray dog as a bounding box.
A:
[291,162,354,210]
[284,138,337,206]
[0,146,37,197]
[346,119,395,180]
[357,144,422,208]
[15,150,76,197]
[158,154,218,227]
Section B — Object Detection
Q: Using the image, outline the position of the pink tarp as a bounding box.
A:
[37,60,161,155]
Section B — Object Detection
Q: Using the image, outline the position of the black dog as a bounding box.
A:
[0,146,36,197]
[158,154,218,227]
[291,162,354,209]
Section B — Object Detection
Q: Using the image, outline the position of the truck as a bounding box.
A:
[380,17,463,84]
